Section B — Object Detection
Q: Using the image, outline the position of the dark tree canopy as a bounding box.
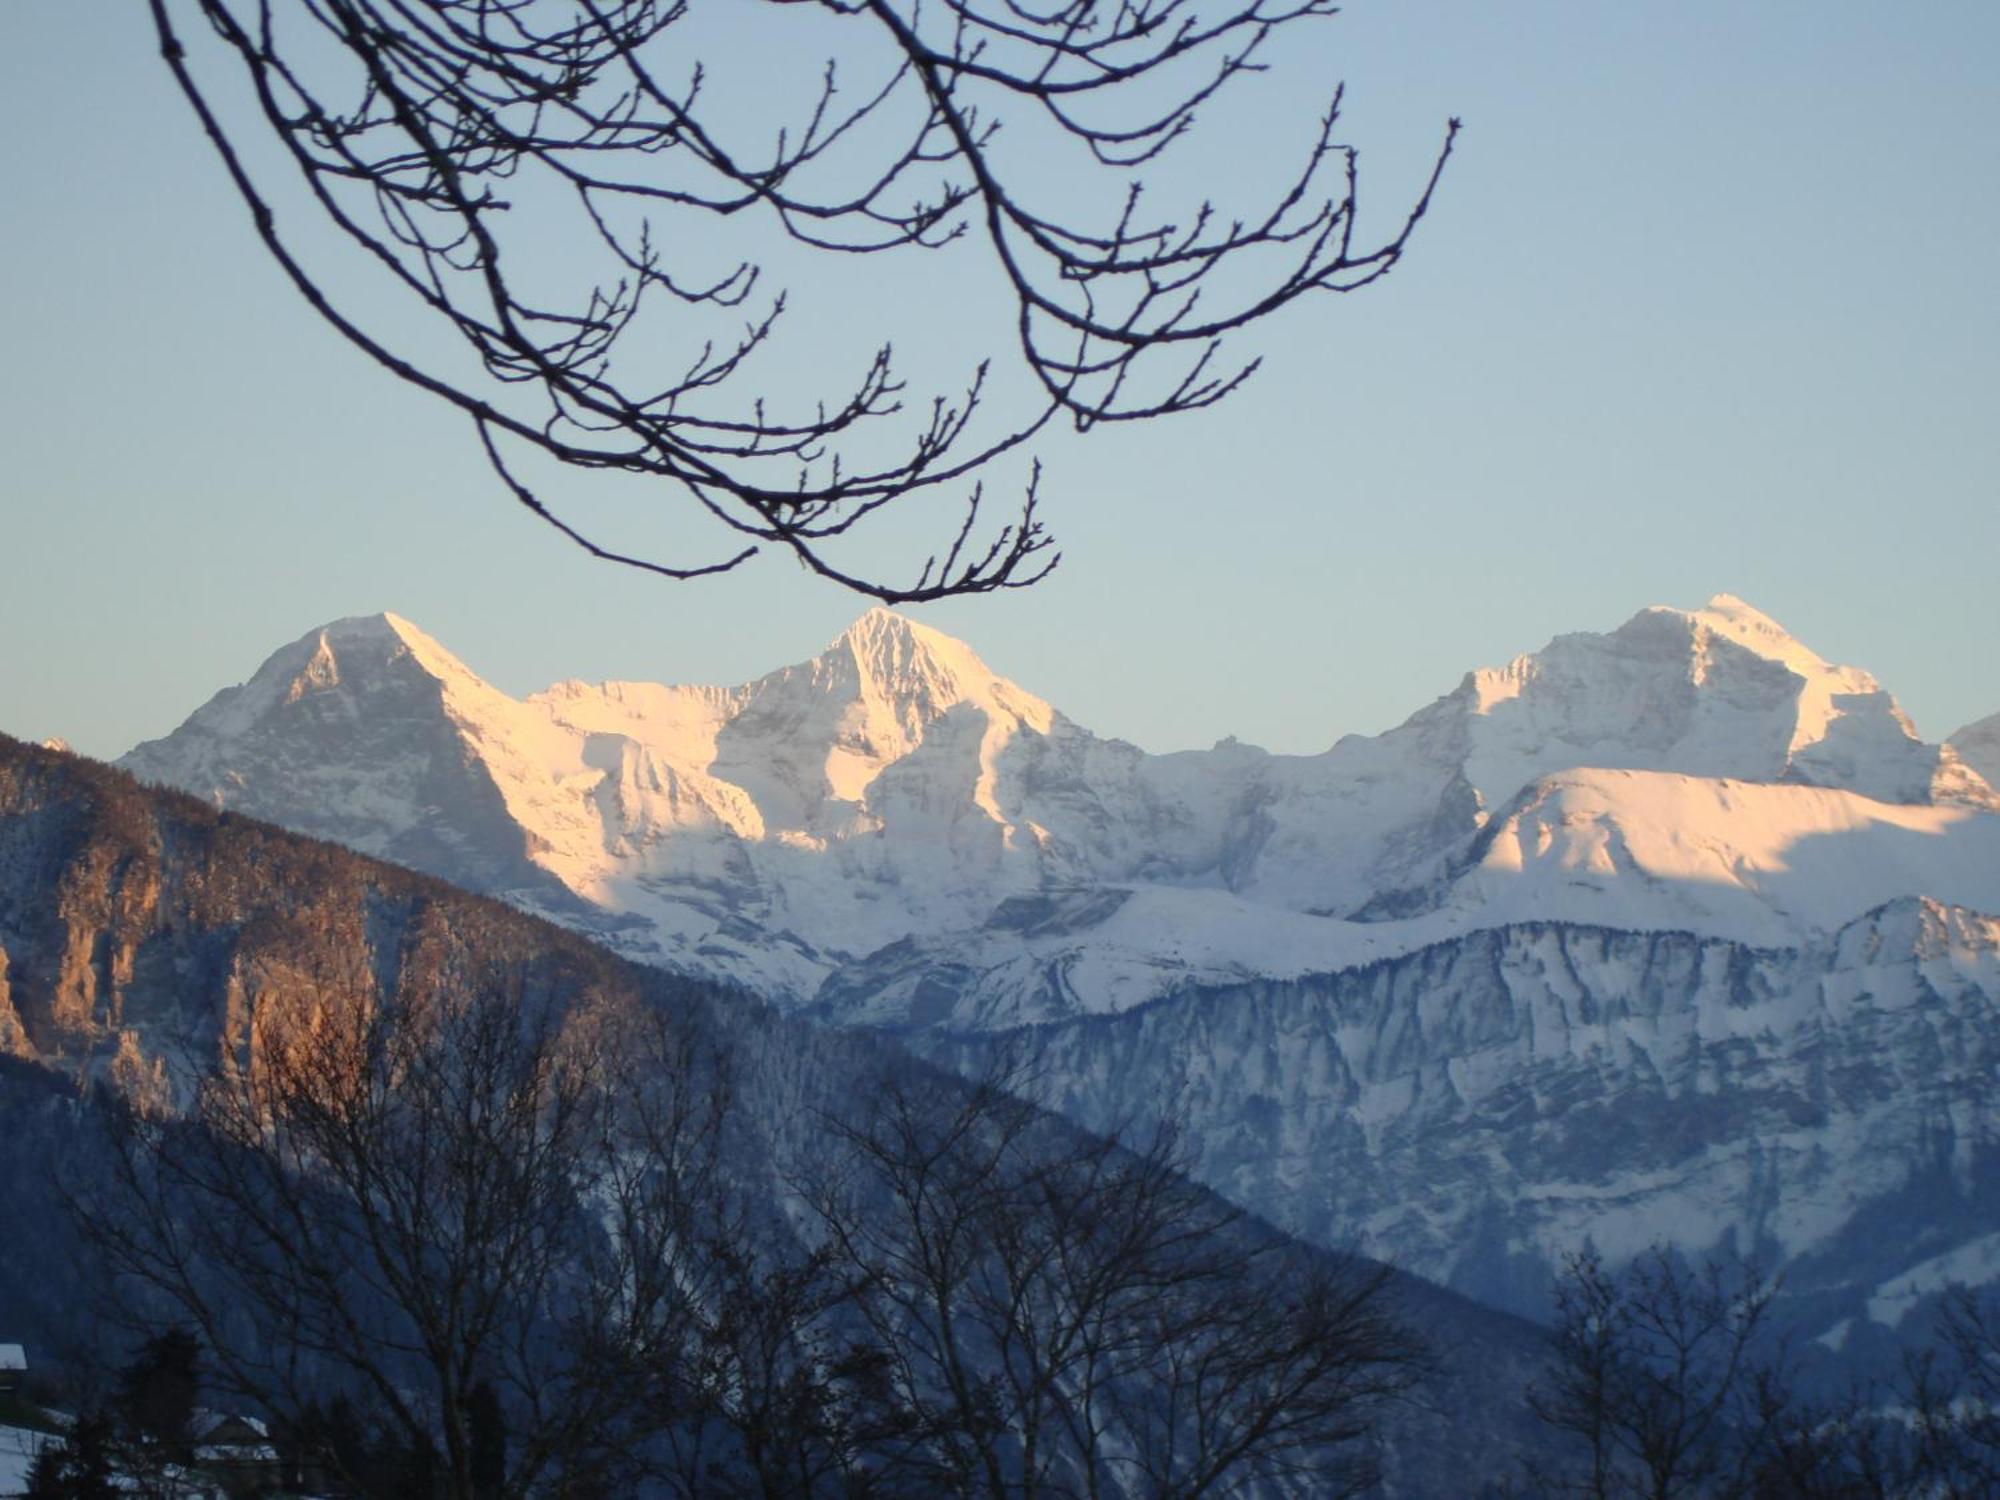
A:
[117,1329,201,1461]
[146,0,1455,599]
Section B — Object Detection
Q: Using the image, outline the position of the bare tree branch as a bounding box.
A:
[145,0,1455,599]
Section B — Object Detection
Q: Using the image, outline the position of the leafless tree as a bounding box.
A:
[79,945,729,1500]
[1522,1251,2000,1500]
[656,1230,914,1499]
[1901,1285,2000,1497]
[1525,1249,1785,1500]
[805,1057,1426,1498]
[144,0,1456,599]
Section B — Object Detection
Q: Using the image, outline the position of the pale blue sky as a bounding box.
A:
[2,2,1994,760]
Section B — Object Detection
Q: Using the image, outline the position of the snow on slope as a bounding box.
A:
[1,1425,53,1498]
[1950,708,2000,791]
[1447,768,2000,946]
[935,897,2000,1328]
[117,597,2000,1023]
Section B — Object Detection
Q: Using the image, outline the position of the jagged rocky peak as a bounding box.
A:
[1465,593,1833,725]
[705,608,1058,829]
[725,609,1047,759]
[792,607,1052,731]
[118,613,557,898]
[132,611,490,754]
[1438,592,1976,807]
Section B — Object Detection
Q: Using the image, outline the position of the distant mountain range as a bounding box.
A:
[104,596,2000,1355]
[119,595,2000,1032]
[0,734,1543,1493]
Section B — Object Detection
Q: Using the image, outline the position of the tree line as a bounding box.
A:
[49,967,1422,1499]
[17,956,1999,1497]
[1516,1248,2000,1499]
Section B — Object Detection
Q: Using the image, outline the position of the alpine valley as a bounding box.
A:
[103,596,2000,1346]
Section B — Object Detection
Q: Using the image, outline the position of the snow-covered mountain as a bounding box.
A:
[0,733,1553,1489]
[121,596,2000,1027]
[98,597,2000,1356]
[922,895,2000,1350]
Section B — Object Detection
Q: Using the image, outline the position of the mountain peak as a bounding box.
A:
[834,605,974,665]
[117,611,556,897]
[121,610,501,776]
[1683,593,1842,678]
[321,609,412,638]
[312,611,473,682]
[814,608,1034,723]
[1430,594,1957,810]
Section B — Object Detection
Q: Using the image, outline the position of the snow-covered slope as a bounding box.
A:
[1949,708,2000,791]
[100,601,2000,1346]
[923,896,2000,1344]
[120,597,2000,1024]
[118,613,593,913]
[1434,768,2000,946]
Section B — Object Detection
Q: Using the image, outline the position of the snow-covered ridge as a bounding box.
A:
[928,895,2000,1334]
[118,596,2000,1022]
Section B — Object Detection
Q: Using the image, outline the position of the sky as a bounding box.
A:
[1,1,1995,761]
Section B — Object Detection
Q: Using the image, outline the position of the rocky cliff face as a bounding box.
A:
[922,898,2000,1352]
[0,728,711,1092]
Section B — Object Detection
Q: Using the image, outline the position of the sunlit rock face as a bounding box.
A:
[121,596,2000,1027]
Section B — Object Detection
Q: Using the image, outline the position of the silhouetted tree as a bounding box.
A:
[22,1410,117,1500]
[1520,1251,2000,1500]
[81,946,729,1500]
[468,1381,506,1500]
[806,1057,1426,1497]
[1904,1285,2000,1494]
[1524,1249,1782,1500]
[657,1231,908,1499]
[143,0,1456,600]
[118,1328,200,1464]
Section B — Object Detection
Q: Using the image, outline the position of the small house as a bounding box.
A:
[0,1344,25,1397]
[190,1409,282,1498]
